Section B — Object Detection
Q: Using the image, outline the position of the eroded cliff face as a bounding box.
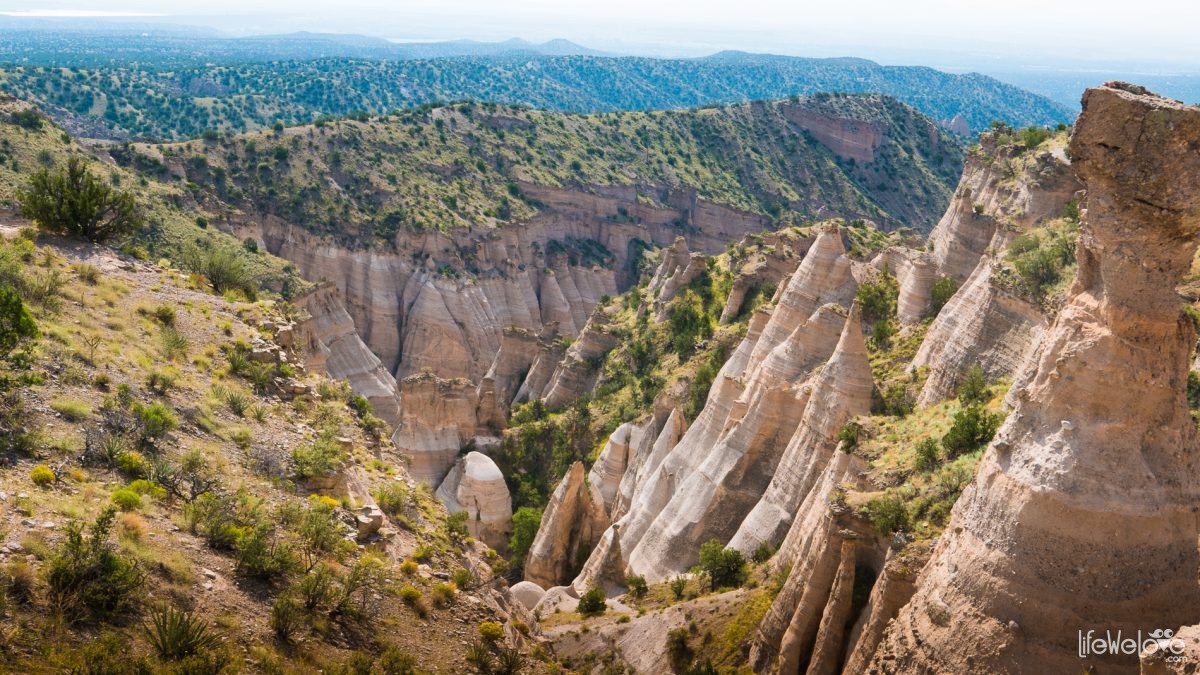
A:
[926,132,1079,283]
[557,225,865,585]
[253,185,770,483]
[435,451,514,553]
[288,282,403,426]
[870,82,1200,674]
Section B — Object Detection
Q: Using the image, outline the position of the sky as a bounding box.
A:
[3,0,1199,71]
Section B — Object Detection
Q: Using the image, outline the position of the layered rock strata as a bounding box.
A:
[289,282,403,427]
[435,451,514,553]
[870,82,1200,674]
[910,256,1048,405]
[567,225,860,584]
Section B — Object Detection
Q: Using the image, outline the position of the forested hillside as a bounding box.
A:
[0,52,1070,141]
[120,94,964,238]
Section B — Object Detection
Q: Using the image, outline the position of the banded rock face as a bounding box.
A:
[911,255,1048,406]
[871,83,1200,674]
[926,131,1079,283]
[290,282,403,427]
[435,451,514,553]
[727,303,873,554]
[565,225,861,585]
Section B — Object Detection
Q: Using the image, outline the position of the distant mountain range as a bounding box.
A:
[0,22,609,67]
[0,23,1072,141]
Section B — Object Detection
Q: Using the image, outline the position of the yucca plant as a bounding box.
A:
[494,647,525,675]
[464,641,494,674]
[144,606,221,660]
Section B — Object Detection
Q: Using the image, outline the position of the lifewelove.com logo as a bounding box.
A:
[1078,629,1186,660]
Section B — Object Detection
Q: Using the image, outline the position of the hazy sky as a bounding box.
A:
[4,0,1199,70]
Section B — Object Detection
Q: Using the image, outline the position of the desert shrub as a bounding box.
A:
[431,582,456,607]
[478,620,504,642]
[914,437,941,473]
[115,450,147,477]
[134,401,178,442]
[4,559,36,604]
[0,287,38,359]
[929,276,958,316]
[956,364,989,404]
[856,273,899,324]
[864,493,910,535]
[942,404,1002,458]
[508,506,541,565]
[270,593,303,642]
[667,627,694,673]
[666,289,714,358]
[46,507,145,620]
[752,542,776,564]
[117,512,148,542]
[452,567,472,589]
[30,464,55,486]
[298,563,340,611]
[399,559,418,576]
[1017,125,1050,149]
[223,388,251,416]
[374,483,410,516]
[446,510,470,538]
[338,554,388,618]
[291,436,345,479]
[1007,229,1075,301]
[578,587,606,616]
[670,575,687,601]
[465,642,494,673]
[697,539,747,591]
[18,157,140,242]
[145,606,222,661]
[379,647,419,675]
[11,109,43,129]
[296,500,343,571]
[398,584,426,617]
[145,370,176,394]
[412,543,434,563]
[159,326,189,361]
[110,488,142,511]
[837,421,861,448]
[880,382,915,417]
[146,303,176,326]
[235,524,297,580]
[625,574,648,599]
[182,245,256,298]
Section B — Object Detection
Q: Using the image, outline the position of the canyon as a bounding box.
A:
[267,82,1200,673]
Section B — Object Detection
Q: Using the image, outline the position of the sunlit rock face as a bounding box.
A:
[871,82,1200,674]
[435,451,513,553]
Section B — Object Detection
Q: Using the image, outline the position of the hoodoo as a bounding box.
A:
[870,82,1200,673]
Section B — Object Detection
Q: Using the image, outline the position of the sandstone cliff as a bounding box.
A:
[289,282,403,427]
[435,451,514,553]
[870,82,1200,674]
[566,224,861,585]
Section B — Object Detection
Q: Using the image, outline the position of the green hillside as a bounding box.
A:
[120,94,964,239]
[0,53,1070,142]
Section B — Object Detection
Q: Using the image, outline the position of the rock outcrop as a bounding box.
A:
[522,462,605,588]
[910,256,1048,405]
[290,282,402,427]
[645,237,708,318]
[925,129,1079,283]
[565,225,860,585]
[541,313,621,411]
[435,451,514,552]
[870,82,1200,673]
[394,373,479,484]
[727,303,873,553]
[719,229,811,324]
